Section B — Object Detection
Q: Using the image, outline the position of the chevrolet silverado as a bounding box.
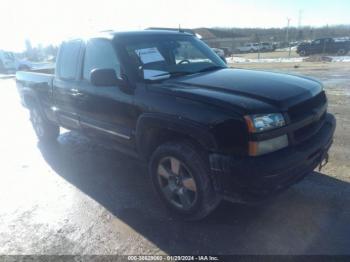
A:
[16,30,336,220]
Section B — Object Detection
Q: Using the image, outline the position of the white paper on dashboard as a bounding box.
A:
[143,69,169,80]
[135,47,165,64]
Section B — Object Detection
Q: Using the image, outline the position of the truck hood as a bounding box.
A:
[167,68,322,113]
[297,42,311,49]
[298,42,311,46]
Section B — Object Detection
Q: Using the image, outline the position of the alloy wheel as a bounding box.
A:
[157,156,198,210]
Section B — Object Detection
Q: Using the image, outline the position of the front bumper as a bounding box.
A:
[209,113,336,203]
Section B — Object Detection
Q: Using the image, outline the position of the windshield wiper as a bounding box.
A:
[197,65,226,73]
[147,66,225,81]
[153,71,193,78]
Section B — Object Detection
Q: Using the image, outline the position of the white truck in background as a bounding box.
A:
[236,43,260,53]
[0,51,16,73]
[236,42,275,53]
[0,50,55,74]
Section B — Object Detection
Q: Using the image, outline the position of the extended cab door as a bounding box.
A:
[324,38,335,53]
[53,40,83,129]
[311,39,325,54]
[75,39,137,148]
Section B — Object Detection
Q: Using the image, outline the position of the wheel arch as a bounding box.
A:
[21,91,48,120]
[22,92,39,108]
[135,113,218,160]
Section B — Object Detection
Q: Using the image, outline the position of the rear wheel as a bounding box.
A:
[149,141,221,220]
[30,105,59,143]
[337,49,346,56]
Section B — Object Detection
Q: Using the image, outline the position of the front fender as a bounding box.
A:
[135,113,218,159]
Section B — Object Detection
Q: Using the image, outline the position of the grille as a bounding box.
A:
[293,112,326,143]
[288,91,327,145]
[288,91,326,122]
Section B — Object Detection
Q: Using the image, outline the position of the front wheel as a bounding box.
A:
[298,50,308,56]
[336,49,347,56]
[149,141,221,220]
[30,105,59,143]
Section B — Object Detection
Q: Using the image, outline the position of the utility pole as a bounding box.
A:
[298,10,303,28]
[297,10,303,41]
[286,18,291,57]
[286,17,291,44]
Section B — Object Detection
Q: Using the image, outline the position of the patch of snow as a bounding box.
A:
[226,56,303,63]
[330,56,350,62]
[226,55,350,63]
[275,46,297,52]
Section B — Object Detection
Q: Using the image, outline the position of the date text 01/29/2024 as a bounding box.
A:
[127,255,220,261]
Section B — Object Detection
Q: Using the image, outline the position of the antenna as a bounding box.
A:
[178,24,184,33]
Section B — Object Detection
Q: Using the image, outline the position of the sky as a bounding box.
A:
[1,0,350,51]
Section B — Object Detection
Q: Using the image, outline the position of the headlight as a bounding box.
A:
[244,113,288,156]
[244,113,285,133]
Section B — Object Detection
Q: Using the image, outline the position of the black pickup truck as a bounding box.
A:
[16,30,335,220]
[297,37,350,56]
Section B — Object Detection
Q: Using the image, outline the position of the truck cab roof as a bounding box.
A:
[69,30,195,43]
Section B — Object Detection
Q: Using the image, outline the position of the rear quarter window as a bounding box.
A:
[58,40,82,79]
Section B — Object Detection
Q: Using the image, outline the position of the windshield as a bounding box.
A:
[119,34,226,81]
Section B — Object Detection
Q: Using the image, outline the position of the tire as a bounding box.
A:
[149,141,221,220]
[336,49,346,56]
[299,50,307,57]
[0,60,5,73]
[29,104,59,143]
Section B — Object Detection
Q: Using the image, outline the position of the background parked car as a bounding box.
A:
[211,48,227,63]
[260,42,275,52]
[236,42,275,53]
[0,51,16,73]
[297,38,350,56]
[236,43,260,53]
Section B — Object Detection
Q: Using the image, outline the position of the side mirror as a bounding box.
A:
[90,68,131,92]
[90,68,118,86]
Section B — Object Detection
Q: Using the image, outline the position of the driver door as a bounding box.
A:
[76,39,137,148]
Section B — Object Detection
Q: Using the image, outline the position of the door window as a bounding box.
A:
[58,40,82,79]
[83,40,121,81]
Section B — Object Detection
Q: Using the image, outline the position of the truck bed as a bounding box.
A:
[16,71,55,112]
[16,70,54,84]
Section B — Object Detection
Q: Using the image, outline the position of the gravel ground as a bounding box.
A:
[0,63,350,255]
